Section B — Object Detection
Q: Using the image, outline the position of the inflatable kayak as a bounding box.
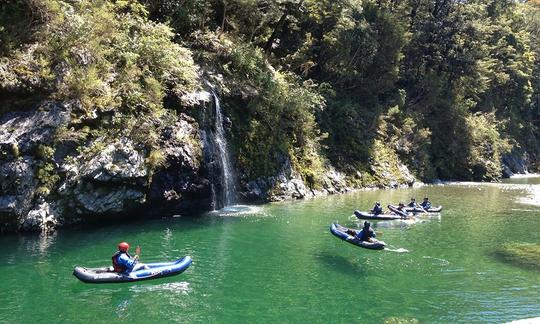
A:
[73,256,192,284]
[330,223,386,250]
[387,205,411,218]
[404,205,442,213]
[354,210,403,220]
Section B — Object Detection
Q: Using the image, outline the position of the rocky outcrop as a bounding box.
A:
[0,99,210,232]
[0,102,72,232]
[241,151,417,203]
[57,138,148,216]
[0,102,72,152]
[19,201,62,233]
[77,139,148,182]
[371,162,416,189]
[241,155,352,202]
[502,150,530,178]
[148,112,212,214]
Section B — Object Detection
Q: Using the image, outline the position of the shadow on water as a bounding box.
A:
[490,242,540,272]
[314,251,368,277]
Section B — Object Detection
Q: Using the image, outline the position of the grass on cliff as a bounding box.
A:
[1,0,199,191]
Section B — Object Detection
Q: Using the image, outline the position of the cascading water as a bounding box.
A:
[201,86,237,209]
[210,90,237,207]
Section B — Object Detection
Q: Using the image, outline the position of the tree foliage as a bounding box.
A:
[1,0,539,187]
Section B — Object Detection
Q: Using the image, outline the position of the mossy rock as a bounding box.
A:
[493,243,540,271]
[384,317,420,324]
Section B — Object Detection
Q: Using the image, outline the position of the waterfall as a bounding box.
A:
[201,86,237,209]
[211,90,237,207]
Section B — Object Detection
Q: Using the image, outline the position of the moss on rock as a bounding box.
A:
[494,242,540,271]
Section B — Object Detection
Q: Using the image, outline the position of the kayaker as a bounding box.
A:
[112,242,149,273]
[370,202,383,215]
[421,197,432,209]
[391,202,410,218]
[356,221,376,242]
[407,198,419,208]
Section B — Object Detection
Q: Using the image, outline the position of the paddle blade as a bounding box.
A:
[135,245,141,255]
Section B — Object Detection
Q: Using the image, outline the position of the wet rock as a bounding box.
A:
[179,89,211,108]
[19,201,63,233]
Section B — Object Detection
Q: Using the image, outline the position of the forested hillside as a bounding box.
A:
[142,0,540,183]
[1,0,539,231]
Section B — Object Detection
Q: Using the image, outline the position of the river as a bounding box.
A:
[1,179,539,323]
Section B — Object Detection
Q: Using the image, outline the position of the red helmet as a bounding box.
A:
[118,242,129,252]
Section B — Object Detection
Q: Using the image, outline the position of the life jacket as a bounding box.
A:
[112,251,131,273]
[360,228,373,241]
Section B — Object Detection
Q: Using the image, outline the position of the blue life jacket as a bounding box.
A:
[357,228,375,241]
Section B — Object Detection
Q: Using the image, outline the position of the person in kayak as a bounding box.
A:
[390,202,410,218]
[112,242,149,273]
[421,197,432,209]
[370,202,383,215]
[354,221,376,242]
[407,198,419,208]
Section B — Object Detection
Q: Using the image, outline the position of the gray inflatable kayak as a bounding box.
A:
[354,210,403,220]
[330,223,386,250]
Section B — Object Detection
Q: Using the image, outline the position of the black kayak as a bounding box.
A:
[330,223,386,250]
[404,205,442,213]
[73,256,192,283]
[354,210,403,220]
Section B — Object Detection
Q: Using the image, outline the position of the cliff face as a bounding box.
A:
[0,99,210,232]
[0,86,420,233]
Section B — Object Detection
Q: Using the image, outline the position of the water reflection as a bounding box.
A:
[422,256,450,266]
[129,281,191,294]
[19,231,58,259]
[517,185,540,207]
[116,299,131,319]
[314,251,367,277]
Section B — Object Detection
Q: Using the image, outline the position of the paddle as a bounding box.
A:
[388,204,408,219]
[135,245,141,261]
[418,204,428,214]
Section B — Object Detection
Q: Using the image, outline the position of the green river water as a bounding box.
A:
[1,180,540,323]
